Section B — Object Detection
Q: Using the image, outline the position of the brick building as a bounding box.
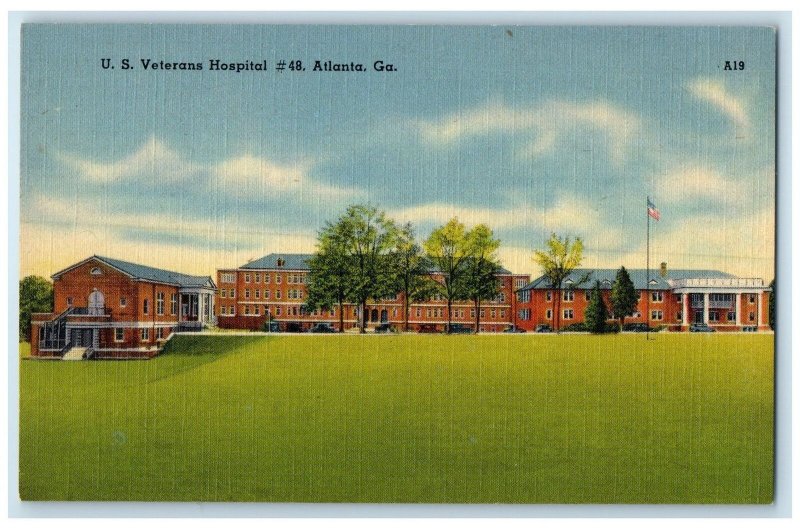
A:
[514,266,772,332]
[216,253,531,332]
[30,256,216,359]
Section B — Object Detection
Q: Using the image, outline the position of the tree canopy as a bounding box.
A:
[610,266,638,330]
[19,275,53,341]
[533,233,587,331]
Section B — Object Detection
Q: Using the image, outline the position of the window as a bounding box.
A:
[519,309,530,320]
[500,309,506,319]
[392,308,397,317]
[563,309,574,320]
[480,309,485,318]
[229,288,235,298]
[491,308,497,318]
[120,297,127,307]
[244,273,251,283]
[426,308,432,318]
[156,327,164,340]
[276,290,282,299]
[749,294,756,304]
[276,275,282,284]
[498,293,506,303]
[749,312,755,321]
[156,292,165,315]
[255,289,260,299]
[276,307,282,316]
[221,273,236,283]
[143,299,149,315]
[114,328,124,342]
[244,289,250,299]
[517,290,530,303]
[255,273,261,283]
[230,306,236,316]
[546,291,552,302]
[674,294,683,303]
[515,278,526,288]
[90,267,102,275]
[265,273,270,284]
[171,294,177,315]
[244,306,250,315]
[708,311,719,322]
[264,290,270,299]
[67,297,73,307]
[220,306,227,316]
[651,292,663,303]
[470,308,476,318]
[276,258,285,267]
[650,310,663,321]
[585,291,591,301]
[141,328,150,341]
[416,308,421,318]
[676,312,682,321]
[255,306,261,316]
[563,290,574,302]
[221,289,227,298]
[727,311,736,321]
[329,309,335,317]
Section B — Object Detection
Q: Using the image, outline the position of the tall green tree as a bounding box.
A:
[423,218,472,333]
[769,278,775,330]
[585,280,610,334]
[533,233,587,332]
[610,266,638,331]
[338,204,399,333]
[463,224,502,333]
[306,222,352,332]
[390,223,437,332]
[19,275,53,341]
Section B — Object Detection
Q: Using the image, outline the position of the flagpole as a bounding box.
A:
[646,196,650,340]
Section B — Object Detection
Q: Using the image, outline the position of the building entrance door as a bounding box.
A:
[694,311,704,324]
[72,328,93,347]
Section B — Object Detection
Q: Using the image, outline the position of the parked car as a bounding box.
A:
[263,321,280,333]
[623,323,651,332]
[448,324,474,334]
[374,323,394,333]
[689,323,715,333]
[309,323,335,333]
[534,324,552,333]
[742,325,758,332]
[417,324,439,334]
[502,325,526,333]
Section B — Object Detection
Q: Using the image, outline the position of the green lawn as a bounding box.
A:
[19,334,773,503]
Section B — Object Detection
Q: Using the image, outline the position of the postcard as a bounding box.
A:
[18,24,775,503]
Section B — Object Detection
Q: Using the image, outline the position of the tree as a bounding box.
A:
[769,278,775,330]
[462,224,502,333]
[390,223,437,332]
[610,266,638,331]
[19,275,53,341]
[337,205,399,333]
[533,233,587,332]
[423,218,472,333]
[306,223,352,332]
[584,280,610,334]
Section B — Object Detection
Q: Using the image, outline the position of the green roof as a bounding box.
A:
[54,256,215,289]
[518,268,734,292]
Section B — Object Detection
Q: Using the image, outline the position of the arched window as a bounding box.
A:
[90,267,102,275]
[88,289,105,315]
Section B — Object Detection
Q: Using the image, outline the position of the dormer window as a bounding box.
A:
[276,258,285,267]
[649,279,658,285]
[90,267,102,275]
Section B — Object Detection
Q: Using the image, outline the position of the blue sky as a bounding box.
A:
[21,25,775,280]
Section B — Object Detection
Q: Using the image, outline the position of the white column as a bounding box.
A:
[758,292,764,326]
[735,293,742,326]
[197,294,204,323]
[703,292,710,324]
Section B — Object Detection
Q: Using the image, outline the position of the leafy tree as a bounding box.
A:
[769,278,775,330]
[533,233,588,332]
[390,223,437,332]
[19,275,53,341]
[462,224,502,333]
[306,223,352,332]
[423,218,472,333]
[610,266,638,331]
[584,280,610,334]
[337,205,399,333]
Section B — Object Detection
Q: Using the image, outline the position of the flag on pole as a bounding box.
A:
[647,198,660,221]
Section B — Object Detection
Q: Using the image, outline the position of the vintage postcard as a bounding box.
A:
[19,24,775,503]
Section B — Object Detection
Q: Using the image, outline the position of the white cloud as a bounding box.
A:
[687,78,750,130]
[59,135,201,183]
[416,99,640,163]
[658,165,750,204]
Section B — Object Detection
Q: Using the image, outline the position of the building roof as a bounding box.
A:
[518,268,734,292]
[240,252,519,275]
[240,253,314,270]
[53,255,216,289]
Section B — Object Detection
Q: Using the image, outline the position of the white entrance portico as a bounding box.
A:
[670,277,770,330]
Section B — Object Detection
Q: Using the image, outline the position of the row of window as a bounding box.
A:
[112,327,167,343]
[219,288,304,300]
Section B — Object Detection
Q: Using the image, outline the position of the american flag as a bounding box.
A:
[647,198,660,221]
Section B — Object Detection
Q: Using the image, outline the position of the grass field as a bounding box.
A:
[19,334,773,503]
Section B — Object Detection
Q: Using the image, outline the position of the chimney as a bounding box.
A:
[660,262,667,277]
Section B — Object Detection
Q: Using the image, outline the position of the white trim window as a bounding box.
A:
[244,289,250,299]
[255,289,260,299]
[220,272,236,283]
[220,289,227,298]
[546,291,552,302]
[229,288,235,298]
[120,297,127,307]
[562,290,574,302]
[156,292,165,315]
[244,273,251,283]
[156,327,164,340]
[114,328,124,342]
[264,290,270,299]
[651,291,663,303]
[141,328,150,341]
[143,299,149,315]
[651,310,663,321]
[563,309,574,320]
[255,273,261,283]
[708,311,719,322]
[171,293,178,315]
[546,309,552,320]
